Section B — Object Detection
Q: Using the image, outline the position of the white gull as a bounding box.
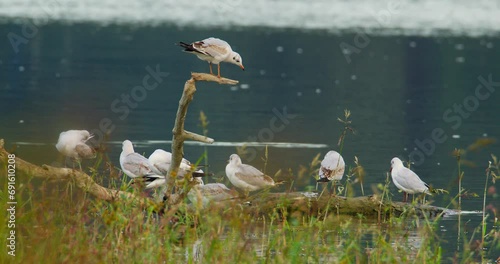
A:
[178,37,244,78]
[390,157,431,202]
[55,129,96,160]
[225,154,275,196]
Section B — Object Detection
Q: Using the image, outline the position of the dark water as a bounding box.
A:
[1,23,499,259]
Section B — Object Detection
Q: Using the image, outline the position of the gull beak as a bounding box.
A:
[240,64,245,71]
[86,134,95,142]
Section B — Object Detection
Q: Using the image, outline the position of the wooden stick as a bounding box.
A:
[164,73,238,204]
[191,72,239,85]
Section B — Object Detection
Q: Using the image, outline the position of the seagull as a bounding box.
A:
[178,37,244,78]
[225,154,276,196]
[144,149,211,188]
[119,140,163,187]
[187,178,236,208]
[317,150,345,182]
[56,130,96,168]
[148,149,207,178]
[390,157,431,202]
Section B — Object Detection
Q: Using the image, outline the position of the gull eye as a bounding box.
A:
[233,57,236,60]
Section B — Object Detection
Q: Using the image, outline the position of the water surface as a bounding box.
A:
[1,5,499,261]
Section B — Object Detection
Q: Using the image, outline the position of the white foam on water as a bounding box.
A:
[1,0,499,36]
[442,210,483,218]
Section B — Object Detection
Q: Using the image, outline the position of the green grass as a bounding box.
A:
[1,165,498,264]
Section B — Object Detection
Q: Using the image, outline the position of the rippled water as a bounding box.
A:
[1,24,498,206]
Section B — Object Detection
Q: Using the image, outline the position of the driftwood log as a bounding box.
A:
[0,138,454,219]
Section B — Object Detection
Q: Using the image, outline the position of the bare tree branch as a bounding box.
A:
[183,130,214,143]
[191,72,239,85]
[165,73,238,203]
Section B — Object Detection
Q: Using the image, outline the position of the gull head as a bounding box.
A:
[122,140,134,154]
[79,130,95,143]
[228,154,242,165]
[80,130,91,138]
[390,157,403,172]
[85,132,95,142]
[230,52,244,70]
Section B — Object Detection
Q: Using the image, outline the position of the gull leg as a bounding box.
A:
[71,157,82,171]
[209,62,213,75]
[402,192,407,202]
[332,181,336,196]
[217,64,221,78]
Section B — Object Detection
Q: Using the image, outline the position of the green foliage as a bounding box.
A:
[2,162,498,263]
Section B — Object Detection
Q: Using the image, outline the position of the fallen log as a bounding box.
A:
[1,138,459,220]
[198,191,455,221]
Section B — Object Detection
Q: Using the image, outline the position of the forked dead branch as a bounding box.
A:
[164,73,238,203]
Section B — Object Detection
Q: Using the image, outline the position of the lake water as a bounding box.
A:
[1,0,499,261]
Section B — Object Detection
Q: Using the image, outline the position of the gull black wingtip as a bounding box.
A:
[316,178,330,183]
[193,172,215,177]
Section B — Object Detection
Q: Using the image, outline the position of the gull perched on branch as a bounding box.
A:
[178,37,244,78]
[119,140,163,188]
[390,157,431,202]
[225,154,276,196]
[55,130,96,161]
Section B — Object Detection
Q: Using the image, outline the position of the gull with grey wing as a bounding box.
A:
[225,154,276,196]
[390,157,431,202]
[178,37,244,78]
